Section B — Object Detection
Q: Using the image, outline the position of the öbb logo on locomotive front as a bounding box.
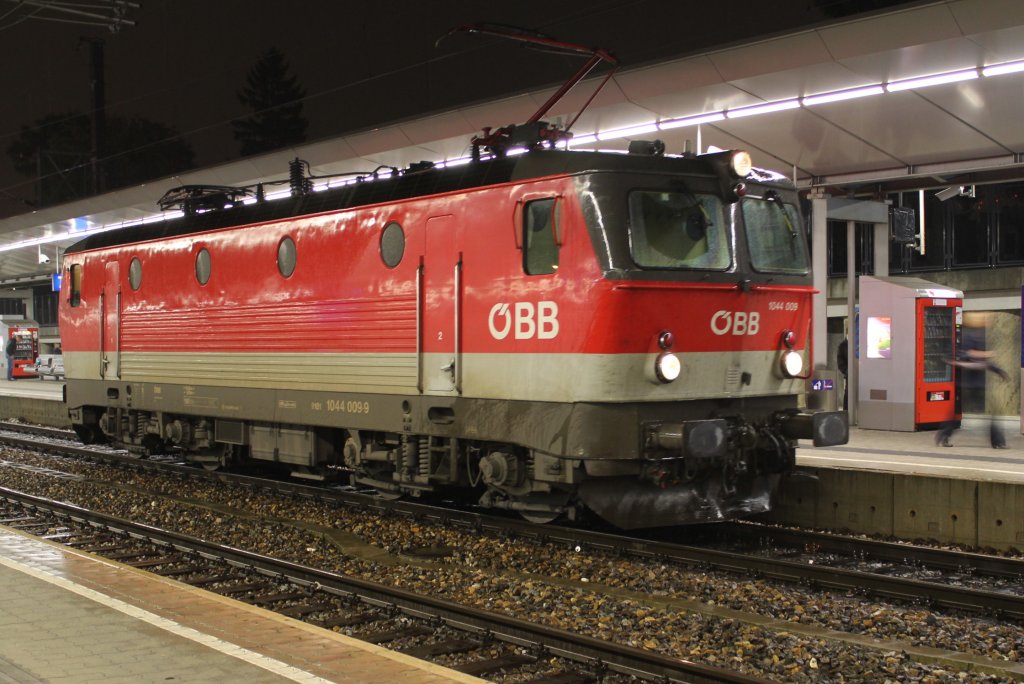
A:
[710,310,761,336]
[488,301,560,340]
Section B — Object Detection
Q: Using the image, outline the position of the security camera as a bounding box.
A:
[936,185,976,202]
[38,252,50,264]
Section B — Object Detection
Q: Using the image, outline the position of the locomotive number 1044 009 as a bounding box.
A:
[316,399,371,414]
[768,301,799,311]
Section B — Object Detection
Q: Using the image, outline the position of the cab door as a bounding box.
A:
[100,261,120,380]
[422,215,460,393]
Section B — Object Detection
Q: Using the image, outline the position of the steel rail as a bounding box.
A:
[0,486,766,684]
[3,426,1022,620]
[714,520,1024,579]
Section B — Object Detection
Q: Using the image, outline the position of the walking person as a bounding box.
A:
[5,335,16,381]
[837,337,849,410]
[935,313,1008,448]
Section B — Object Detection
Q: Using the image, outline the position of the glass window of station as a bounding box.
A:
[827,181,1024,277]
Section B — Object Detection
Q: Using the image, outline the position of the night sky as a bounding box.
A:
[0,0,907,219]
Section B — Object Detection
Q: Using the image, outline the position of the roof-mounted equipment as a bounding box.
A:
[438,23,618,159]
[158,185,255,216]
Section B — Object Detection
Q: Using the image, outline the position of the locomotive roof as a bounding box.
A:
[64,148,790,255]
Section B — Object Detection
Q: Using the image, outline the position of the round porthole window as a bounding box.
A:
[380,222,405,268]
[195,248,211,285]
[277,236,296,277]
[128,257,142,291]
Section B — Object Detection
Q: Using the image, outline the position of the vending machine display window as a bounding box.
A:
[922,307,954,383]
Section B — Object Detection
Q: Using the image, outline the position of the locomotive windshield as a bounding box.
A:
[742,193,809,274]
[627,190,729,270]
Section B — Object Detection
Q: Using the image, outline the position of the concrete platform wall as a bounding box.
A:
[766,467,1024,551]
[0,397,70,428]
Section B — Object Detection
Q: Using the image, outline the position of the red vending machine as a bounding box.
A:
[2,319,39,379]
[916,298,959,428]
[858,277,962,431]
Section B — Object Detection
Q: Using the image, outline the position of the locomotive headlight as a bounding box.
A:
[655,352,681,383]
[730,150,753,178]
[780,350,804,378]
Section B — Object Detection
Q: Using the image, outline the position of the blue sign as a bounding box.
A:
[51,273,62,292]
[811,378,834,391]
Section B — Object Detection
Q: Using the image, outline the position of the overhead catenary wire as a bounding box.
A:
[0,0,137,32]
[0,0,631,204]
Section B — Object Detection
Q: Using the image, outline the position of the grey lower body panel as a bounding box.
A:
[66,379,800,461]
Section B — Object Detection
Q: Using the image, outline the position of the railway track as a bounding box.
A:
[0,488,762,684]
[2,422,1022,621]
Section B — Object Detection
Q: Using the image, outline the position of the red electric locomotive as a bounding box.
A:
[59,145,847,528]
[58,29,847,528]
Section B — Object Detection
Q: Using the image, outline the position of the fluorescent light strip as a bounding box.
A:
[982,59,1024,77]
[802,85,884,106]
[596,122,658,141]
[145,211,180,223]
[0,212,183,253]
[726,99,800,118]
[0,234,71,252]
[886,68,978,92]
[658,112,724,129]
[567,133,597,147]
[16,59,1024,255]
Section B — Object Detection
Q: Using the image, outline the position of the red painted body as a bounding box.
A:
[62,180,809,367]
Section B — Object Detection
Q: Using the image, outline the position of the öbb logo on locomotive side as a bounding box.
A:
[710,310,761,336]
[488,302,560,340]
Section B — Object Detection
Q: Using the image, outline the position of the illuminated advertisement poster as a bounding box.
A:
[866,316,892,359]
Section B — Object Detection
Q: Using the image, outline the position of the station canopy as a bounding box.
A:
[2,0,1023,282]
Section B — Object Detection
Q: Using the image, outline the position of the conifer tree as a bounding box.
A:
[233,47,308,157]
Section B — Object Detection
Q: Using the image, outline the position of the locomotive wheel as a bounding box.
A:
[518,510,560,524]
[73,424,104,445]
[511,491,571,525]
[141,434,166,458]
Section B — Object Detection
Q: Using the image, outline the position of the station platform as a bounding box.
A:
[0,377,68,427]
[776,416,1024,550]
[799,415,1024,482]
[0,526,483,684]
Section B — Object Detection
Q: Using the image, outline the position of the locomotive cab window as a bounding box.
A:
[69,264,83,307]
[628,190,729,269]
[523,198,559,275]
[742,193,809,274]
